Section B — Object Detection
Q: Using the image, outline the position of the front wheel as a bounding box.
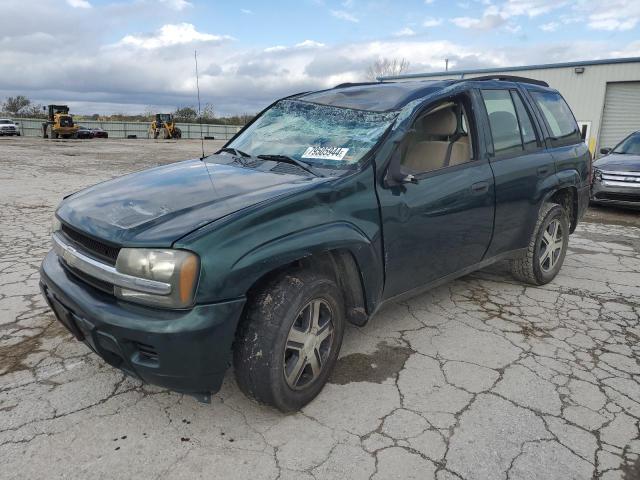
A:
[511,203,569,285]
[234,269,345,412]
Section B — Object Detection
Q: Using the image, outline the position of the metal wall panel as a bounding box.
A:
[390,61,640,155]
[598,82,640,150]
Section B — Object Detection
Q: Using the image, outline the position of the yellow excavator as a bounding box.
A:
[42,105,80,139]
[149,113,182,139]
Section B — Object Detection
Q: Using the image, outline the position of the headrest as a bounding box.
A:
[489,111,518,135]
[422,108,457,136]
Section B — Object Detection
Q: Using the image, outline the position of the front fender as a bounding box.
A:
[230,222,383,311]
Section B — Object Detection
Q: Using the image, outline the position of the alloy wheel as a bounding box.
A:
[539,218,564,273]
[283,299,334,390]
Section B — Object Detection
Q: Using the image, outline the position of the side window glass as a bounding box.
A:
[481,89,522,156]
[531,91,581,147]
[511,91,538,150]
[401,101,474,174]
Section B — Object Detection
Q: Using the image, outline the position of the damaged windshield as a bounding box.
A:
[226,99,398,169]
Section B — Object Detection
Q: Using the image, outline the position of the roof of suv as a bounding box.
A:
[297,80,455,112]
[296,76,551,112]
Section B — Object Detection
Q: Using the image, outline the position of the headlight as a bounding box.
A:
[594,168,602,182]
[114,248,200,308]
[51,215,61,234]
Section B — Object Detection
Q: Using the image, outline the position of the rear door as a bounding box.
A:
[525,88,590,192]
[477,86,557,258]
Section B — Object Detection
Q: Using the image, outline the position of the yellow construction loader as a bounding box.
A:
[149,113,182,139]
[42,105,80,139]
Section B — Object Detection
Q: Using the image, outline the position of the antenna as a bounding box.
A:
[194,50,205,160]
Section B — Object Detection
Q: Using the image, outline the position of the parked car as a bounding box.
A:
[91,127,108,138]
[0,118,20,136]
[76,126,94,139]
[40,77,590,411]
[591,131,640,209]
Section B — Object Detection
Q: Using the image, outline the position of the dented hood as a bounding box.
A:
[56,159,321,246]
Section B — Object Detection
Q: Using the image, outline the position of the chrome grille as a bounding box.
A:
[600,170,640,188]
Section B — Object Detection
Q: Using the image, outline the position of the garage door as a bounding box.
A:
[598,81,640,150]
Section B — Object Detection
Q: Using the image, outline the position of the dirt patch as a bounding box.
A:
[329,342,412,385]
[0,316,69,375]
[584,205,640,228]
[622,455,640,480]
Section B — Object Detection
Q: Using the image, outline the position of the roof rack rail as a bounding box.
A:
[461,75,549,87]
[332,81,385,89]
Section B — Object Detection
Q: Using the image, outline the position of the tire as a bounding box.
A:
[174,127,181,139]
[234,269,345,412]
[510,203,569,285]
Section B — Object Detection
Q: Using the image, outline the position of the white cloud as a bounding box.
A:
[505,24,522,33]
[264,45,287,53]
[496,0,566,18]
[67,0,91,8]
[241,8,253,14]
[451,14,506,30]
[424,0,435,4]
[423,17,443,27]
[295,40,326,49]
[159,0,192,10]
[116,23,232,50]
[330,10,359,22]
[452,0,567,31]
[540,21,559,31]
[583,0,640,31]
[394,27,416,37]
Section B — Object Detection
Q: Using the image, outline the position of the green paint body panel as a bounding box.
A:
[40,79,591,395]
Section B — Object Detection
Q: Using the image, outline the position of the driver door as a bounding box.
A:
[376,93,495,299]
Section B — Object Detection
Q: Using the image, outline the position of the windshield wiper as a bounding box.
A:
[257,154,325,177]
[218,147,252,157]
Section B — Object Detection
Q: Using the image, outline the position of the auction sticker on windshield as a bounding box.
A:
[302,146,349,161]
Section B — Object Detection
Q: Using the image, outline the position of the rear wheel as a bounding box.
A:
[234,269,345,412]
[510,203,569,285]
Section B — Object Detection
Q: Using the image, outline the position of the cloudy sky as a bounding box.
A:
[1,0,639,115]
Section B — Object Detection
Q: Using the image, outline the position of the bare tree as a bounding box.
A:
[2,95,31,115]
[366,57,410,81]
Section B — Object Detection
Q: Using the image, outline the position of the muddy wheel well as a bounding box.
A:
[550,187,578,233]
[243,250,369,327]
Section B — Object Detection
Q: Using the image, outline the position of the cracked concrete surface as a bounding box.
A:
[2,137,640,479]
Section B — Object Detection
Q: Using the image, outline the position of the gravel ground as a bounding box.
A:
[1,137,639,480]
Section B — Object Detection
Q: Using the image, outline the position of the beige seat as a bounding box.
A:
[403,107,471,173]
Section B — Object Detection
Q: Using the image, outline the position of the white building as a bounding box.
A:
[381,57,640,156]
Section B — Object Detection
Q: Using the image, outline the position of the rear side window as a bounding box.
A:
[512,92,538,150]
[531,91,581,147]
[481,89,539,156]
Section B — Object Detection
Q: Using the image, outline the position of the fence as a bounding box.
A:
[8,118,243,140]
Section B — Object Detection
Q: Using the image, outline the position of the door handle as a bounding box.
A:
[537,166,550,177]
[471,181,489,194]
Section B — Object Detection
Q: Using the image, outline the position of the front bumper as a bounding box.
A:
[591,178,640,209]
[40,249,246,395]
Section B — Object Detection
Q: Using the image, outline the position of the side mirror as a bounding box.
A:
[384,141,419,187]
[600,147,611,155]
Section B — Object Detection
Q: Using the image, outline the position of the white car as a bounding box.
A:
[0,118,20,136]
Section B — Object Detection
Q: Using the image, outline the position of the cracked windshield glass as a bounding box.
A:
[226,99,398,168]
